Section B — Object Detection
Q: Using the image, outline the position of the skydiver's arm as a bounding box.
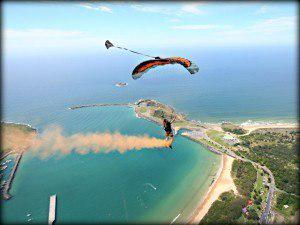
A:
[170,116,176,124]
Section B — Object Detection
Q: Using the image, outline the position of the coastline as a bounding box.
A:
[2,153,23,200]
[239,122,297,135]
[188,154,237,224]
[67,102,297,133]
[1,122,37,200]
[67,100,297,222]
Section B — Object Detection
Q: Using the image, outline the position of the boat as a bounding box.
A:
[27,213,31,217]
[1,165,8,171]
[115,82,128,87]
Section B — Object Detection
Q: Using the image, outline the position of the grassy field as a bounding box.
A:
[206,129,232,148]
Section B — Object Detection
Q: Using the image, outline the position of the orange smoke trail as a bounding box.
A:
[30,126,170,159]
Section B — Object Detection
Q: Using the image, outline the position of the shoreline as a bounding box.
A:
[3,101,295,219]
[67,100,297,222]
[188,154,237,224]
[2,153,23,200]
[67,102,297,131]
[239,122,297,134]
[1,122,37,200]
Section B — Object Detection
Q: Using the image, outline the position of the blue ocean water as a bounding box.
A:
[3,46,297,123]
[1,46,297,223]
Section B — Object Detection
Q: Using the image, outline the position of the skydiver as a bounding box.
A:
[162,117,176,149]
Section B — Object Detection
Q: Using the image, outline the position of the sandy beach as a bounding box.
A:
[188,154,238,224]
[240,123,298,134]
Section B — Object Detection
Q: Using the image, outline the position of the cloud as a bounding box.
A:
[3,28,104,54]
[3,16,296,55]
[131,3,205,16]
[80,3,112,13]
[131,4,171,15]
[180,3,204,15]
[5,29,85,39]
[165,16,296,47]
[253,16,296,31]
[255,5,268,14]
[171,24,220,30]
[169,18,180,23]
[205,16,297,46]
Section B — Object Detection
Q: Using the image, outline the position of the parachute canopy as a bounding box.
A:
[132,57,199,80]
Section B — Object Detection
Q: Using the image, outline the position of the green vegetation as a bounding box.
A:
[1,122,35,134]
[202,160,262,224]
[276,192,299,215]
[237,129,299,223]
[240,129,299,194]
[138,106,147,113]
[195,136,222,151]
[153,109,165,118]
[232,160,257,197]
[206,129,232,148]
[173,121,194,127]
[221,122,246,135]
[201,191,246,224]
[252,168,268,209]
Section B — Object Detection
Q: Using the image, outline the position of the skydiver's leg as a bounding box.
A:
[165,131,170,140]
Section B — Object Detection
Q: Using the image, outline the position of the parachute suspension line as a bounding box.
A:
[114,46,157,59]
[105,40,158,59]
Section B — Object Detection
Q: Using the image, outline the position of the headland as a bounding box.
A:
[68,99,298,224]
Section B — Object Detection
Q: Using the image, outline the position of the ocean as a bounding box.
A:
[1,46,297,223]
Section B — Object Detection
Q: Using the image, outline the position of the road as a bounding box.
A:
[182,130,275,224]
[132,101,275,224]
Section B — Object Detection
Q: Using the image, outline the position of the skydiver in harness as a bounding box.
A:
[163,117,176,149]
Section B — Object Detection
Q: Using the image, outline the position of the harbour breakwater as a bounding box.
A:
[68,103,133,110]
[2,153,22,200]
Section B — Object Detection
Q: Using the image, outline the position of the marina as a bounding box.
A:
[2,153,22,200]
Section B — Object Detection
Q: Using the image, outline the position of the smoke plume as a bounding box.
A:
[30,126,171,159]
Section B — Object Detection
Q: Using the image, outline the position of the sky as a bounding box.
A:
[2,1,298,55]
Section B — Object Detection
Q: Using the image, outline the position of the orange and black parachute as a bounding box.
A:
[132,57,199,80]
[105,40,199,80]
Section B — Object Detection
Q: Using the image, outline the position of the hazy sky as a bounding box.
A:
[3,1,298,55]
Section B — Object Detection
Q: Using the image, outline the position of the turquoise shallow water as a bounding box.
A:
[1,107,220,224]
